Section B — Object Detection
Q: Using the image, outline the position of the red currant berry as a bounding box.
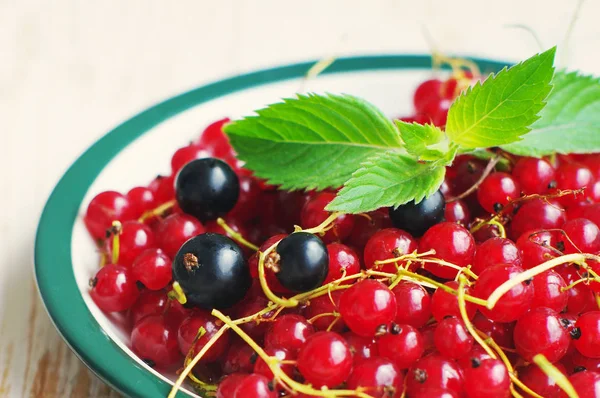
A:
[518,362,567,397]
[514,307,570,362]
[217,373,247,398]
[556,266,597,315]
[232,373,276,398]
[391,281,432,328]
[84,191,135,241]
[531,270,568,312]
[297,331,353,388]
[463,359,510,398]
[516,229,559,269]
[582,156,600,179]
[560,371,600,398]
[364,228,418,273]
[451,157,486,201]
[204,217,251,255]
[474,264,534,322]
[555,162,595,207]
[344,332,378,365]
[434,316,473,359]
[347,211,392,251]
[419,222,476,279]
[406,355,464,396]
[445,200,472,225]
[419,323,437,355]
[131,314,181,367]
[300,192,355,243]
[573,311,600,358]
[472,237,522,275]
[196,118,233,159]
[431,281,477,321]
[324,243,360,285]
[148,175,175,204]
[561,218,600,254]
[264,314,314,354]
[471,313,515,349]
[423,97,451,126]
[171,145,213,174]
[178,311,230,362]
[510,199,566,240]
[222,338,256,374]
[512,157,556,195]
[254,347,294,384]
[411,388,458,398]
[127,187,157,219]
[378,323,425,369]
[569,348,600,373]
[477,172,521,213]
[273,190,312,230]
[346,357,404,398]
[339,280,397,337]
[303,290,345,333]
[131,248,172,290]
[155,213,205,258]
[414,79,443,114]
[129,289,168,325]
[90,264,139,312]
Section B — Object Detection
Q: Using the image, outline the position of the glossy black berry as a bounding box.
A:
[172,233,250,309]
[175,158,239,222]
[388,190,445,237]
[275,232,329,293]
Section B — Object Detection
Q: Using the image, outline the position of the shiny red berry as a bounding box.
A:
[303,290,345,333]
[516,229,559,269]
[196,118,233,159]
[472,237,522,275]
[127,186,157,219]
[573,311,600,358]
[445,200,472,225]
[264,314,314,354]
[471,313,515,349]
[254,347,295,383]
[514,307,570,362]
[512,157,556,195]
[344,332,378,365]
[419,222,476,279]
[90,264,139,312]
[131,249,171,290]
[474,264,534,322]
[518,362,567,398]
[560,371,600,398]
[406,355,464,396]
[177,311,230,362]
[531,270,568,312]
[378,323,425,369]
[431,281,477,321]
[217,373,247,398]
[171,144,213,174]
[297,331,353,388]
[324,243,360,284]
[364,228,418,273]
[155,213,205,258]
[346,357,404,397]
[477,172,521,213]
[561,218,600,254]
[84,191,135,241]
[339,280,397,337]
[510,199,566,240]
[434,316,473,360]
[222,338,256,374]
[233,374,277,398]
[555,162,595,207]
[131,315,181,367]
[463,359,510,398]
[391,281,432,328]
[129,289,168,325]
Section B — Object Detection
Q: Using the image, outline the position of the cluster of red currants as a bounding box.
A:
[83,76,600,398]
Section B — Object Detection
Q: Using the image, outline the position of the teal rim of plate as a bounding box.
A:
[34,54,509,398]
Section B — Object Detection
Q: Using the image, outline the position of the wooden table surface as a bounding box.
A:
[2,1,598,396]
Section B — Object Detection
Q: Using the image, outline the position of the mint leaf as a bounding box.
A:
[326,152,446,213]
[224,93,402,190]
[395,120,449,161]
[502,70,600,156]
[445,47,556,149]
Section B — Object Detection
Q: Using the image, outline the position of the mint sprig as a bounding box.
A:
[224,48,577,214]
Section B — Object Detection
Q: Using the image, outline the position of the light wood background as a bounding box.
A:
[2,1,598,397]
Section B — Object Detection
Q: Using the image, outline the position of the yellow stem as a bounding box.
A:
[138,199,176,222]
[533,354,579,398]
[486,253,600,309]
[216,217,259,251]
[168,282,188,305]
[110,220,122,265]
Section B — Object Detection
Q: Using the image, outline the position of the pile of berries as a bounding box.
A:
[84,75,600,398]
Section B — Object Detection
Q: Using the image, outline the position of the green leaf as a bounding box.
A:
[395,120,448,161]
[445,47,556,149]
[502,70,600,156]
[224,93,402,190]
[326,151,446,213]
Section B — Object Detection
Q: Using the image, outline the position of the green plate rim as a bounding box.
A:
[34,54,509,398]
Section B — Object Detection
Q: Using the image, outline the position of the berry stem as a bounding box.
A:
[258,240,298,308]
[486,253,600,309]
[448,155,500,203]
[138,199,176,222]
[168,324,230,398]
[470,216,507,239]
[167,282,188,305]
[110,221,122,265]
[299,211,343,235]
[216,217,260,251]
[532,354,579,398]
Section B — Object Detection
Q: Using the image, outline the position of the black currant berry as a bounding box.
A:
[388,190,445,237]
[175,158,239,222]
[172,233,250,309]
[275,232,329,293]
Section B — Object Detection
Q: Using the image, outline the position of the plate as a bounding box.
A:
[34,55,508,397]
